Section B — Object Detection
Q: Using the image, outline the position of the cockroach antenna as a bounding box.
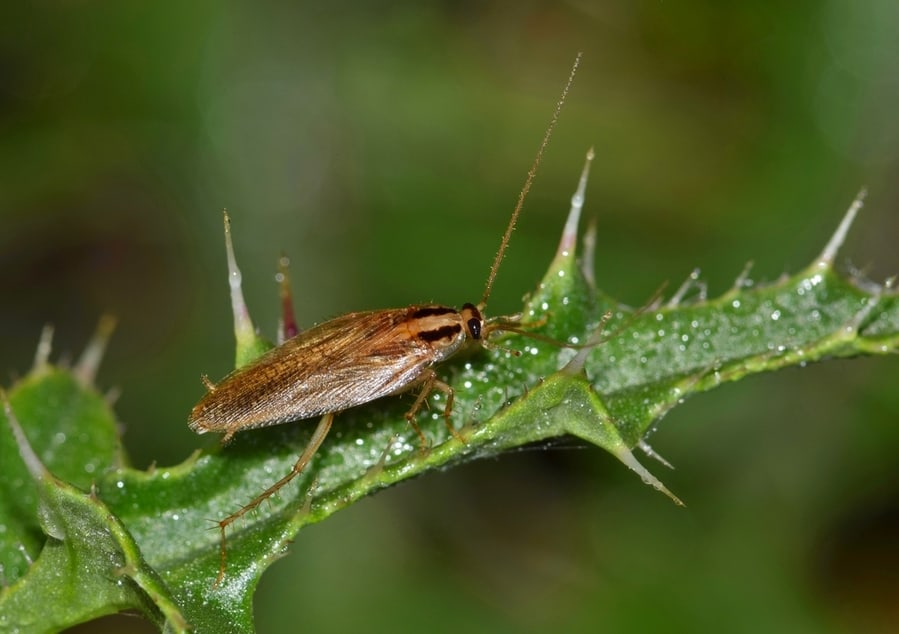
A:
[480,52,583,309]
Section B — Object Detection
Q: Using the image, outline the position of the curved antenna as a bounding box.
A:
[480,52,582,308]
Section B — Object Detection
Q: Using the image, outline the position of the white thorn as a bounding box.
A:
[223,210,256,344]
[615,444,684,506]
[75,315,116,387]
[32,325,54,374]
[2,393,46,481]
[667,268,701,307]
[557,147,594,257]
[732,260,755,291]
[638,440,675,470]
[818,188,866,268]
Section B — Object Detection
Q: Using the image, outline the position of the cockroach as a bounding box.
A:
[189,54,582,585]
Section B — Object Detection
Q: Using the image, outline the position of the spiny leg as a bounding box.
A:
[215,412,334,587]
[404,370,464,449]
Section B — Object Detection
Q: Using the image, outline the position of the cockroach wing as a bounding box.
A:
[188,306,466,436]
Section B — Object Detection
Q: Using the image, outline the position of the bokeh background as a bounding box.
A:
[3,2,898,632]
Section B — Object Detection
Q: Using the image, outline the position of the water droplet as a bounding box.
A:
[732,299,741,308]
[770,310,781,321]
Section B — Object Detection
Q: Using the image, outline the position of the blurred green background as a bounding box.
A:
[2,1,898,632]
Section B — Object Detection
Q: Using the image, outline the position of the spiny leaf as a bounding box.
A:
[1,374,186,632]
[1,169,895,632]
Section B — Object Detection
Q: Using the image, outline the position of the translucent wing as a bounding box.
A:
[188,307,463,435]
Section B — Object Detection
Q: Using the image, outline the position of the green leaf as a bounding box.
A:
[0,362,186,632]
[1,180,895,632]
[0,360,124,586]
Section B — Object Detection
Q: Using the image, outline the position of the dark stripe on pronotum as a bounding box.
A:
[410,306,457,319]
[417,325,463,343]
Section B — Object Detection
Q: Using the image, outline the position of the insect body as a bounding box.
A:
[190,303,492,447]
[190,53,581,585]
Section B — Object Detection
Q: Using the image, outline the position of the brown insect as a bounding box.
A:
[189,54,581,585]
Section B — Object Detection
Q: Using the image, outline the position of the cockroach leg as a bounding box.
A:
[215,411,335,587]
[404,370,464,448]
[403,377,432,450]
